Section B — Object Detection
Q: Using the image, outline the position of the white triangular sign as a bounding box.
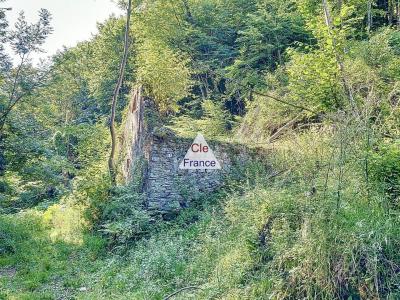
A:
[179,133,221,170]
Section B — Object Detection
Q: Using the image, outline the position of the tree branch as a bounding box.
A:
[163,286,202,300]
[268,113,303,143]
[252,90,316,113]
[322,0,359,117]
[8,53,26,104]
[0,68,50,133]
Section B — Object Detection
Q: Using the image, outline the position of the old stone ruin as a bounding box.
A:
[118,88,267,215]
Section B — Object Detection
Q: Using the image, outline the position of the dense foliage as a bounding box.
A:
[1,0,400,299]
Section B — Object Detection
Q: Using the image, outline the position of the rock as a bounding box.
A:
[153,126,175,139]
[0,267,16,278]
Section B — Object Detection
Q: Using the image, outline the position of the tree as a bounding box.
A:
[108,0,132,185]
[0,6,52,177]
[225,0,309,106]
[0,8,53,133]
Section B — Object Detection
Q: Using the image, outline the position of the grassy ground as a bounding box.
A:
[1,127,400,299]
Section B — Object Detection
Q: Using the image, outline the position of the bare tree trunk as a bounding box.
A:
[268,113,302,143]
[108,0,132,185]
[0,133,5,177]
[367,0,373,33]
[397,0,400,29]
[388,0,394,24]
[337,0,342,10]
[182,0,194,23]
[336,123,345,213]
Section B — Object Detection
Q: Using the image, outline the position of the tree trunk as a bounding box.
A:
[388,0,394,24]
[182,0,194,23]
[367,0,373,33]
[108,0,132,185]
[322,0,358,116]
[337,0,343,13]
[0,132,5,177]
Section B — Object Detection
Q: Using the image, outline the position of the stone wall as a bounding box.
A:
[119,88,263,215]
[145,135,243,213]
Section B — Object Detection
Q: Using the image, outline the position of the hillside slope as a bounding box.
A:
[1,0,400,299]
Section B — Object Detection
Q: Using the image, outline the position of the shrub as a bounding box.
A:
[98,185,151,248]
[0,212,44,259]
[370,141,400,207]
[169,100,233,139]
[42,201,88,245]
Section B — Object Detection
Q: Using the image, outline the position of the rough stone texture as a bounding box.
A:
[145,136,244,213]
[119,88,262,214]
[119,87,149,181]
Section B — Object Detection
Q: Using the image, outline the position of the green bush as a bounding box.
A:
[370,141,400,206]
[98,185,151,248]
[0,212,44,259]
[169,100,233,139]
[389,30,400,55]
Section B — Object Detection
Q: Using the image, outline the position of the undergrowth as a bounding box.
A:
[1,123,399,299]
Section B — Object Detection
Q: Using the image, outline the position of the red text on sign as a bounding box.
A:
[191,143,209,153]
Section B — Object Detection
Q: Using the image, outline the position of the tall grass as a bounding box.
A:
[1,120,399,299]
